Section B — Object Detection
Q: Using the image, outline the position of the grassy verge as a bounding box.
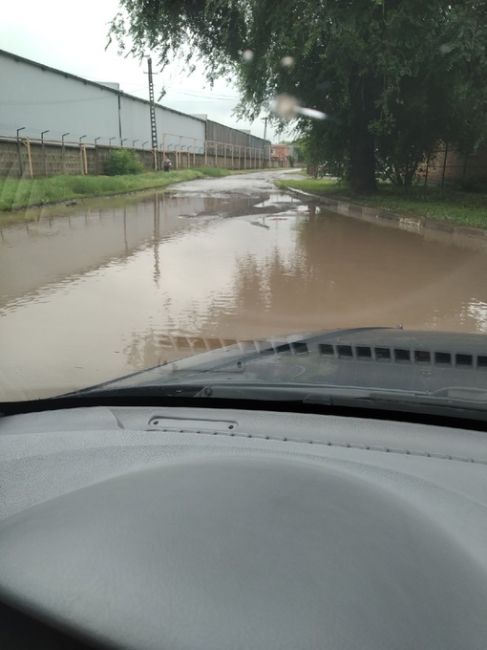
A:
[0,166,249,215]
[275,177,487,229]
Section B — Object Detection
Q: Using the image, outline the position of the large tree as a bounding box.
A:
[111,0,487,192]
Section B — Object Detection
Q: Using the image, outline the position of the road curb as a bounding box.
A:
[282,187,487,239]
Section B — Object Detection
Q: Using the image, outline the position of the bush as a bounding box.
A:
[103,149,144,175]
[457,176,487,193]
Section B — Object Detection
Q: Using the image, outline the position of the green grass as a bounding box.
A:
[275,177,342,195]
[0,167,245,215]
[276,177,487,229]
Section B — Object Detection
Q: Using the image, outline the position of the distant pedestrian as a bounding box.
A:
[163,158,172,172]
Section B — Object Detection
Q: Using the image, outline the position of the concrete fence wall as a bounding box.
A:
[417,143,487,187]
[0,136,275,178]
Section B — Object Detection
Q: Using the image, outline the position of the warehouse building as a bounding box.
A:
[0,48,270,166]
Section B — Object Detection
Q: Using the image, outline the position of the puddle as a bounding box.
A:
[2,176,487,399]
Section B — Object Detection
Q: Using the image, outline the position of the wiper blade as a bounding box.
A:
[193,383,487,421]
[66,384,206,400]
[61,382,487,414]
[2,382,487,430]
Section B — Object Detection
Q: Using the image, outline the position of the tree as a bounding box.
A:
[110,0,487,192]
[369,1,487,186]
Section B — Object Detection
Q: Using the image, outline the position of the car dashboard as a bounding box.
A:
[0,405,486,650]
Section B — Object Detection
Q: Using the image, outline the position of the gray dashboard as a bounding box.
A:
[0,406,486,649]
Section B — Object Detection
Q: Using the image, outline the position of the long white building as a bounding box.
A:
[0,49,269,153]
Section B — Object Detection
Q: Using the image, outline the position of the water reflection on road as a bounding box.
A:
[2,171,487,399]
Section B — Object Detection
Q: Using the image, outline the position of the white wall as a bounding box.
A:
[0,55,119,143]
[119,95,205,151]
[0,51,205,149]
[155,105,205,152]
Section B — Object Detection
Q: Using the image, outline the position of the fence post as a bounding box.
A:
[423,154,430,187]
[83,145,88,175]
[462,153,469,182]
[441,142,449,189]
[41,132,47,176]
[16,127,26,176]
[25,139,34,178]
[17,138,23,176]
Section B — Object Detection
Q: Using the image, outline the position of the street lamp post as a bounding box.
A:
[16,126,26,176]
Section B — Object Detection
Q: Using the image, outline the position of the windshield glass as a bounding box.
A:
[1,1,487,416]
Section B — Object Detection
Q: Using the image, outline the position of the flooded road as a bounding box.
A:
[2,169,487,399]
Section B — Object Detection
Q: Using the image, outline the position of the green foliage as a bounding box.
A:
[275,177,343,194]
[276,177,487,228]
[103,148,144,175]
[111,1,487,191]
[0,170,209,214]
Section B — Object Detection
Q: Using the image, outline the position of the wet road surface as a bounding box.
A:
[2,169,487,399]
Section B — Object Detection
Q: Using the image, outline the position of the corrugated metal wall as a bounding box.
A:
[205,120,269,150]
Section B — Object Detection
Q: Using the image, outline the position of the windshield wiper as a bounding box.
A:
[2,382,487,429]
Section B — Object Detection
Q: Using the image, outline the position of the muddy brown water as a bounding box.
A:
[1,170,487,399]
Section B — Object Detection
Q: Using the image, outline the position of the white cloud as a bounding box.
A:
[0,0,282,140]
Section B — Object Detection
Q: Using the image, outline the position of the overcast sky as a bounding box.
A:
[0,0,281,141]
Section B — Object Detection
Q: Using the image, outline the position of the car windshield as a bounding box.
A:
[1,1,487,417]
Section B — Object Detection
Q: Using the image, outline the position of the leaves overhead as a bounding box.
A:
[111,0,487,189]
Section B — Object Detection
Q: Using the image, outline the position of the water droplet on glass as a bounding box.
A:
[242,49,254,62]
[270,94,326,121]
[281,56,294,68]
[296,106,326,120]
[270,94,299,120]
[439,43,453,55]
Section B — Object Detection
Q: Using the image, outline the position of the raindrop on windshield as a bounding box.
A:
[242,49,254,62]
[281,56,294,68]
[270,94,326,121]
[439,43,453,55]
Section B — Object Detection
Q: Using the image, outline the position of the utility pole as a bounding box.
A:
[147,57,158,169]
[262,116,269,141]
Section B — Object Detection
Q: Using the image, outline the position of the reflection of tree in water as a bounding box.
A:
[121,203,487,372]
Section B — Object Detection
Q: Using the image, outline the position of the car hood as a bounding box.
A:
[80,327,487,398]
